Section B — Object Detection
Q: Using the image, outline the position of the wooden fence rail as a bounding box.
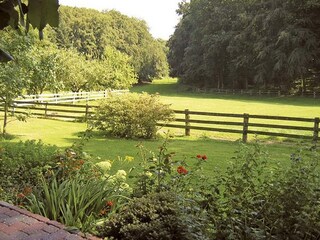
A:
[185,86,320,98]
[159,109,319,142]
[0,102,318,142]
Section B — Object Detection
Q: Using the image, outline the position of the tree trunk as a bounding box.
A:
[2,100,8,135]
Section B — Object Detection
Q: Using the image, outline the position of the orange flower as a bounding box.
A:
[201,155,207,160]
[17,193,25,199]
[196,154,202,159]
[23,186,32,195]
[177,166,188,175]
[78,160,85,165]
[99,209,107,216]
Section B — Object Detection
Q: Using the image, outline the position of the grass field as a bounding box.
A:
[132,78,320,117]
[1,117,297,176]
[132,78,320,141]
[1,77,318,175]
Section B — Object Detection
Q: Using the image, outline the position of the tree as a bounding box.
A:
[168,0,320,92]
[0,0,60,135]
[25,40,61,94]
[0,29,34,134]
[50,6,168,82]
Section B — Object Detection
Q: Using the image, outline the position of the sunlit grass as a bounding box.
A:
[0,77,317,175]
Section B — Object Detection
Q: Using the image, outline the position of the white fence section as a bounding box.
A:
[14,90,129,106]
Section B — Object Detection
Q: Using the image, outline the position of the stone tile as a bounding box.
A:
[0,201,101,240]
[42,224,60,234]
[21,222,47,235]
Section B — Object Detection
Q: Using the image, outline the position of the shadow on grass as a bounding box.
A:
[0,133,19,141]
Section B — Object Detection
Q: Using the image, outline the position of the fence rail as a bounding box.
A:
[0,102,318,142]
[183,86,320,98]
[14,90,128,105]
[160,109,319,142]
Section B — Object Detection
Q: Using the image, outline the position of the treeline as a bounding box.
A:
[168,0,320,93]
[51,7,169,82]
[0,6,169,97]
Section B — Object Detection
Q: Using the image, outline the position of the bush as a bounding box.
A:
[207,142,320,240]
[97,191,209,240]
[97,138,212,239]
[91,92,174,139]
[98,140,320,240]
[0,140,58,203]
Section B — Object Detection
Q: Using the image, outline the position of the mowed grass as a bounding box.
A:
[1,77,318,176]
[1,115,296,177]
[132,78,320,141]
[132,78,320,116]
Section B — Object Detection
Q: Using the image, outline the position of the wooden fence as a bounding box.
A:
[183,86,320,98]
[0,102,318,142]
[161,109,319,142]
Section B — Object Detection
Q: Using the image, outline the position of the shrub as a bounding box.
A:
[0,140,58,203]
[91,92,174,139]
[97,138,212,239]
[207,142,320,240]
[97,191,209,240]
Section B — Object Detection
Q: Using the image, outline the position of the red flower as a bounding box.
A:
[196,154,202,159]
[106,201,113,207]
[177,166,188,175]
[17,193,25,199]
[201,155,207,160]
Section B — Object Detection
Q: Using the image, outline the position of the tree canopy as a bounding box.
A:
[168,0,320,93]
[50,6,169,82]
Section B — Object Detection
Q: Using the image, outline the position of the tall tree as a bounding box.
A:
[169,0,320,92]
[51,7,169,82]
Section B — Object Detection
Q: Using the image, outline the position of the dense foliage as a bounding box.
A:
[0,139,131,232]
[1,137,319,239]
[50,6,169,82]
[0,140,57,203]
[168,0,320,93]
[98,140,320,240]
[91,93,174,139]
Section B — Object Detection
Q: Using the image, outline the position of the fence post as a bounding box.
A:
[185,109,190,136]
[242,113,249,143]
[313,117,319,142]
[85,104,89,121]
[44,102,48,117]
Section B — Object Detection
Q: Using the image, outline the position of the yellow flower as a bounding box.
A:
[125,156,134,162]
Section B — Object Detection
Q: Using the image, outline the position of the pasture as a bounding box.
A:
[2,77,318,175]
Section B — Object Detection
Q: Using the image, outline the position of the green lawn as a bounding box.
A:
[132,78,320,116]
[132,78,320,141]
[1,116,296,177]
[1,77,318,175]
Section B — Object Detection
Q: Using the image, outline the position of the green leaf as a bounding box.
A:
[27,0,59,34]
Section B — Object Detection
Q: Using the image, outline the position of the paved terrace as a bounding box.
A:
[0,201,100,240]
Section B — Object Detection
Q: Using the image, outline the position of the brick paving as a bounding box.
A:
[0,201,101,240]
